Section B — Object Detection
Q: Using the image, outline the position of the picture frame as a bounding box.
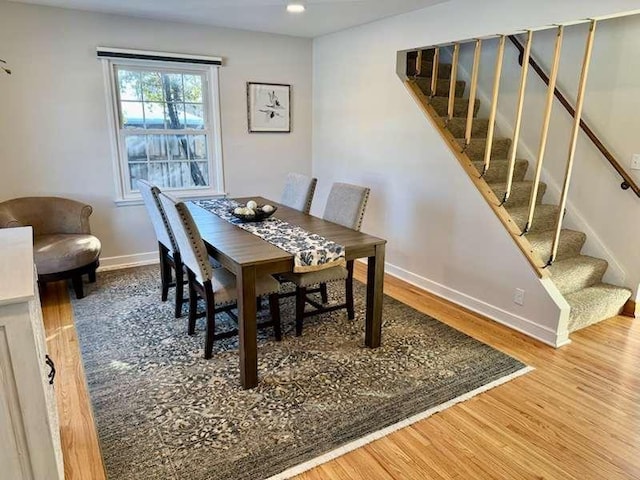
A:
[247,82,291,133]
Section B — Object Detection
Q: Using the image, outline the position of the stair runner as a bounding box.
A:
[411,49,631,333]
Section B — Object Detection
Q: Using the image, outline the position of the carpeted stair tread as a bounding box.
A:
[405,52,632,335]
[565,283,632,332]
[488,181,547,208]
[527,229,586,262]
[507,204,560,234]
[415,77,465,97]
[472,159,528,183]
[419,61,452,79]
[456,137,511,162]
[547,255,608,295]
[446,117,490,138]
[430,96,480,118]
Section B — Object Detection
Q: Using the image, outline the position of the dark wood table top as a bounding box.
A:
[187,196,387,389]
[187,197,386,269]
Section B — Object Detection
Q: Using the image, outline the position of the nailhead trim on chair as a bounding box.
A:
[138,180,180,254]
[305,178,318,215]
[355,188,370,232]
[151,188,179,253]
[175,202,213,282]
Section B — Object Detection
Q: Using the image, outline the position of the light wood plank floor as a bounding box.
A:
[42,266,640,480]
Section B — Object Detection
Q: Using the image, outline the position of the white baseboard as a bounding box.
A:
[98,251,158,272]
[378,261,568,348]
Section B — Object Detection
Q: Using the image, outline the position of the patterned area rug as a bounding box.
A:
[71,265,528,480]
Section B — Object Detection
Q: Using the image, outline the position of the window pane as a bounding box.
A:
[163,73,183,102]
[121,101,144,129]
[196,161,209,185]
[144,103,166,129]
[129,163,148,190]
[190,135,207,160]
[126,140,210,189]
[183,74,202,103]
[147,135,168,160]
[141,72,164,102]
[125,135,147,161]
[185,103,204,129]
[167,135,188,160]
[118,70,142,101]
[187,161,209,187]
[165,103,186,129]
[146,162,196,189]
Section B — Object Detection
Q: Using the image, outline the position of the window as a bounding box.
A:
[101,49,224,204]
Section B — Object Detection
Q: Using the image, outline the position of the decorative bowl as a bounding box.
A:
[229,205,278,223]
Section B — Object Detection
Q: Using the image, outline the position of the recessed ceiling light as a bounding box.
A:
[286,3,305,13]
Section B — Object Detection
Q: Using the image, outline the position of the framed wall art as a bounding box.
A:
[247,82,291,133]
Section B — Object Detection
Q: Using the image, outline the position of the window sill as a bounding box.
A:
[114,191,227,207]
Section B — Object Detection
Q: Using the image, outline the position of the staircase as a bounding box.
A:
[406,47,632,333]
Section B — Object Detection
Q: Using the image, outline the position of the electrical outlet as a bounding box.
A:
[631,154,640,171]
[514,288,525,306]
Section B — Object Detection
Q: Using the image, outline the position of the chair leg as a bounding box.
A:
[174,253,184,318]
[88,266,97,283]
[203,280,216,359]
[320,283,329,304]
[71,275,84,299]
[268,293,282,341]
[295,287,307,337]
[159,243,171,302]
[187,271,198,335]
[346,260,355,320]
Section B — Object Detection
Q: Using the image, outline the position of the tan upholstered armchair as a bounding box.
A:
[0,197,102,299]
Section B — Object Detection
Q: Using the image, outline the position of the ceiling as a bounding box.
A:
[9,0,449,37]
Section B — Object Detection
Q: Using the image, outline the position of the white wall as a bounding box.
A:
[311,0,640,345]
[459,15,640,295]
[0,1,312,265]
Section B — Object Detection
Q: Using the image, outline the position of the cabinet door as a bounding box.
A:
[0,320,35,478]
[29,290,64,479]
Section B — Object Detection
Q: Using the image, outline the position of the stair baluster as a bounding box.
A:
[548,19,597,266]
[415,49,423,77]
[447,43,460,123]
[430,47,440,98]
[481,35,506,177]
[402,19,633,331]
[464,39,482,148]
[523,26,564,235]
[502,30,533,205]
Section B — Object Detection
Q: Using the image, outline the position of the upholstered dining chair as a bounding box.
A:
[281,182,370,336]
[280,172,318,214]
[158,192,282,359]
[138,180,186,318]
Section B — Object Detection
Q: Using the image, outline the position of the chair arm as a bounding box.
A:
[0,197,94,235]
[0,207,22,228]
[48,199,94,234]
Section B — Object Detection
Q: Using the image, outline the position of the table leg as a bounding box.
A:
[365,243,385,348]
[237,265,258,389]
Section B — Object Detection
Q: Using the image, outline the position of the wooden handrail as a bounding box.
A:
[508,35,640,198]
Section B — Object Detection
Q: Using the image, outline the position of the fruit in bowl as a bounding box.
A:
[230,200,278,222]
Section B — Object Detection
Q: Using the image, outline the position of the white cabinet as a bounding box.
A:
[0,227,64,480]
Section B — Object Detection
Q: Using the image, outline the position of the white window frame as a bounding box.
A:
[101,55,225,206]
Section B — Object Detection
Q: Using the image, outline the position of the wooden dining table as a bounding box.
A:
[187,197,387,389]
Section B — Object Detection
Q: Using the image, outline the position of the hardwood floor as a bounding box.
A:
[42,266,639,480]
[42,281,107,480]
